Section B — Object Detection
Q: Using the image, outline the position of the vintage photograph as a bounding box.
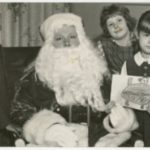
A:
[0,2,150,147]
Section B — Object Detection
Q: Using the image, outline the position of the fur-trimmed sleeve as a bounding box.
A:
[23,109,67,145]
[10,71,38,127]
[10,70,56,127]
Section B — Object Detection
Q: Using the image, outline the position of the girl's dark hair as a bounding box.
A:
[100,4,136,37]
[137,10,150,34]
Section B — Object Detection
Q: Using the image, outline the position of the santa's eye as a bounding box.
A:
[70,35,77,39]
[55,36,62,41]
[109,23,113,26]
[118,18,123,22]
[108,22,113,27]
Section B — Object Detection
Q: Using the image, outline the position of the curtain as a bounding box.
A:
[1,3,70,47]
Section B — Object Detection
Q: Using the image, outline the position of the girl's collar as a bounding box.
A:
[134,52,150,66]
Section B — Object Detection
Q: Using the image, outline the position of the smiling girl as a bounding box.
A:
[97,4,138,74]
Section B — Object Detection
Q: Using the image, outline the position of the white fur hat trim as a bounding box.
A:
[40,13,83,41]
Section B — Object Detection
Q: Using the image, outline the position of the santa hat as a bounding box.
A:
[40,13,86,43]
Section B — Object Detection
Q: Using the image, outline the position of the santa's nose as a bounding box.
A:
[64,40,70,47]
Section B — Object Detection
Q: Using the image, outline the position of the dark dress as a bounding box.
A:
[99,37,138,74]
[126,57,150,147]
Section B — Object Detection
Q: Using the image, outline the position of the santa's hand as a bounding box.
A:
[44,124,79,147]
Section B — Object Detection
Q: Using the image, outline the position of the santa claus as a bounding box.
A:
[10,13,109,147]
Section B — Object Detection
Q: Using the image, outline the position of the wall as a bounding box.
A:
[71,3,150,40]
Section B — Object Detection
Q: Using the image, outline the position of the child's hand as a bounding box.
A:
[105,101,116,113]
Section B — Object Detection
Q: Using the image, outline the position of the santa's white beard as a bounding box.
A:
[35,40,108,111]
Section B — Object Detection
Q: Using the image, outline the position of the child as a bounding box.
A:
[97,4,138,74]
[89,4,139,146]
[97,4,139,105]
[121,10,150,147]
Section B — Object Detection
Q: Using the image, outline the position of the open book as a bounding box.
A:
[111,75,150,111]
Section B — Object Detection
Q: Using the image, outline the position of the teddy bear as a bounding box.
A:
[95,102,144,147]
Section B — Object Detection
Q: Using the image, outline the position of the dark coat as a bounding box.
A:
[10,69,89,127]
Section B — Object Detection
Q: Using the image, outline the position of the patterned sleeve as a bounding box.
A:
[10,71,37,127]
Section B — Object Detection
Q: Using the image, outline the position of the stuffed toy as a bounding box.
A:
[95,102,142,147]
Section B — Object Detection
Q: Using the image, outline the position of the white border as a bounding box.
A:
[0,0,150,3]
[0,147,147,149]
[0,0,150,149]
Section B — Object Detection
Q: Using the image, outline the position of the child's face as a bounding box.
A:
[106,15,129,40]
[139,31,150,55]
[52,24,80,49]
